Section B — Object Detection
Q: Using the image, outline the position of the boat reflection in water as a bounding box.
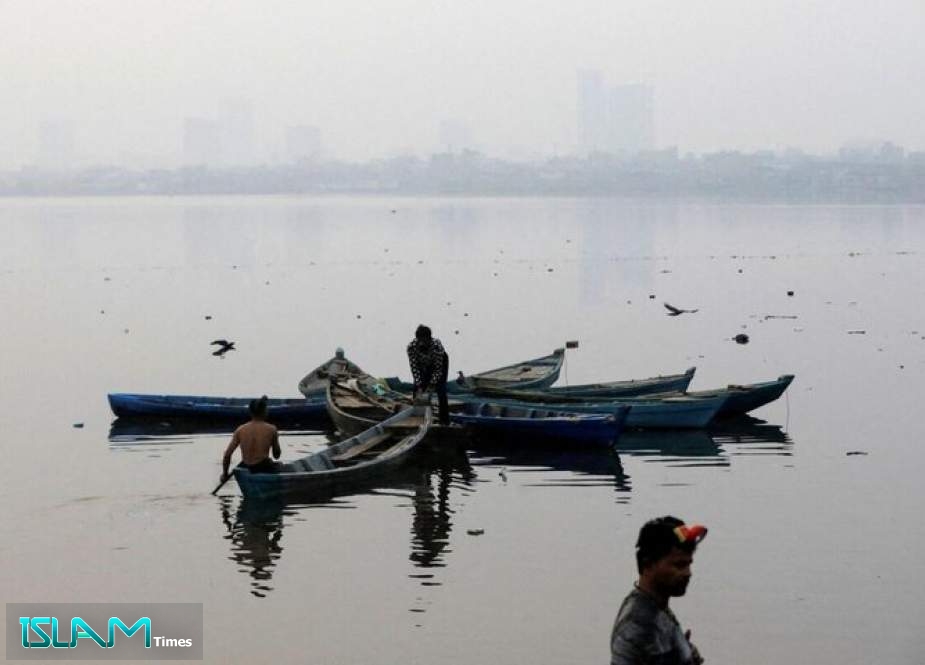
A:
[467,436,631,500]
[113,416,792,600]
[618,416,793,467]
[218,496,288,598]
[212,439,475,600]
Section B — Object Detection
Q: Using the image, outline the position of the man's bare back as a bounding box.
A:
[222,417,281,479]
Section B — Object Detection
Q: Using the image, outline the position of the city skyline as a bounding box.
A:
[3,1,924,169]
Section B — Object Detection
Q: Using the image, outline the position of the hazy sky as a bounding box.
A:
[3,0,924,167]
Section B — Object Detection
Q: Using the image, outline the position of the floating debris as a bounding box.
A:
[467,529,485,536]
[104,277,111,282]
[847,330,866,335]
[764,315,798,320]
[787,290,794,296]
[547,267,554,272]
[648,294,655,299]
[733,333,750,345]
[846,451,868,456]
[204,315,212,320]
[356,314,362,319]
[454,330,459,335]
[565,340,579,349]
[73,423,84,429]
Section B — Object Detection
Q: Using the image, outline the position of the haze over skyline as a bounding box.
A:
[3,0,923,169]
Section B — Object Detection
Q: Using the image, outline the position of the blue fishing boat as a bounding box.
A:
[474,367,697,399]
[233,406,432,500]
[330,377,629,443]
[454,393,729,429]
[450,402,630,446]
[107,393,328,425]
[685,374,795,417]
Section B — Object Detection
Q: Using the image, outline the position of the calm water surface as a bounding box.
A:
[1,197,924,664]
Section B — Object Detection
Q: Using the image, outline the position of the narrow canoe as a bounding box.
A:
[383,348,567,394]
[298,353,367,397]
[331,377,629,444]
[474,367,697,399]
[455,393,730,429]
[450,402,630,446]
[326,379,406,438]
[690,374,794,417]
[107,393,328,425]
[234,406,432,500]
[631,374,795,418]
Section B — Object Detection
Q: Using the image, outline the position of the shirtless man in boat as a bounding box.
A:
[220,396,281,482]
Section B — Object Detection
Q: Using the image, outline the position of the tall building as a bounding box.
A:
[182,117,221,166]
[285,125,322,163]
[577,71,654,155]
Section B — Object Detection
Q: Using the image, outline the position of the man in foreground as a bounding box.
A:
[406,324,450,425]
[220,396,281,482]
[610,516,708,665]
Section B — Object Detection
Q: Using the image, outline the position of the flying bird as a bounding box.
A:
[211,339,236,357]
[664,302,699,316]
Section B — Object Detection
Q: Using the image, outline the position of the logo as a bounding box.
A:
[19,616,157,649]
[7,604,202,661]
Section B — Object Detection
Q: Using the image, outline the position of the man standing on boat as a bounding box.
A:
[407,324,450,426]
[610,516,707,665]
[220,396,281,481]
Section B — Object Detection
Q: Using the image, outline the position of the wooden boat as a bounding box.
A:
[330,377,630,444]
[383,348,566,394]
[450,402,630,446]
[387,364,694,398]
[298,352,367,397]
[454,393,730,429]
[233,406,432,500]
[474,367,697,399]
[672,374,794,418]
[325,377,411,436]
[107,393,328,425]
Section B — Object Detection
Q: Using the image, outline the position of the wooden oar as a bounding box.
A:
[211,472,233,495]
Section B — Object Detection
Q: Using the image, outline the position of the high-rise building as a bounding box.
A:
[285,125,322,163]
[577,71,654,155]
[182,117,221,166]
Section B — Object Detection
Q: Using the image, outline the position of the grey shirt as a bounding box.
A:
[610,587,699,665]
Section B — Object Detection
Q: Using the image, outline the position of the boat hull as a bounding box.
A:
[234,406,431,500]
[450,403,629,446]
[456,394,728,429]
[107,393,328,425]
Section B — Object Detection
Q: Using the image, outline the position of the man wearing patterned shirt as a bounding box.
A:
[610,516,708,665]
[406,324,450,425]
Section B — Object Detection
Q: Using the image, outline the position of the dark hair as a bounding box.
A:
[635,515,701,573]
[415,324,432,341]
[249,395,269,417]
